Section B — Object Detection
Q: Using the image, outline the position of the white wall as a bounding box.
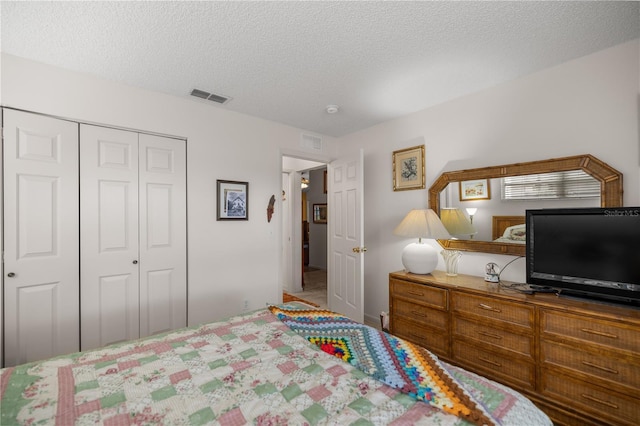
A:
[337,39,640,325]
[1,53,338,325]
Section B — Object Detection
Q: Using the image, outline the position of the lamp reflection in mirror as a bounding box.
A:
[393,209,450,274]
[439,208,476,275]
[465,208,477,224]
[465,208,478,239]
[441,208,476,239]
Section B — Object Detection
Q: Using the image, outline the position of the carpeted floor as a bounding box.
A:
[302,268,327,290]
[282,267,327,308]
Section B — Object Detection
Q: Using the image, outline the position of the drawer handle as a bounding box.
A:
[580,328,619,339]
[478,330,502,340]
[478,356,502,368]
[580,393,618,410]
[581,360,619,375]
[407,290,424,297]
[410,310,427,317]
[478,303,502,313]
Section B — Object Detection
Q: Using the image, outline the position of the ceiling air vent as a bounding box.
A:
[190,89,231,104]
[300,133,323,151]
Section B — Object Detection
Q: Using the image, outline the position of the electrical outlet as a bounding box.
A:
[243,300,249,311]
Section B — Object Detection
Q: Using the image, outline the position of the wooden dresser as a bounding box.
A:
[389,270,640,426]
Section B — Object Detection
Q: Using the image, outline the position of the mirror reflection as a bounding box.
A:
[428,154,623,256]
[439,171,600,243]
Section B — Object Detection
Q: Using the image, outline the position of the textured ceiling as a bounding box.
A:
[2,1,638,137]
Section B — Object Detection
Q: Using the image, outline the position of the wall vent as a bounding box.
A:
[190,89,231,104]
[300,133,323,151]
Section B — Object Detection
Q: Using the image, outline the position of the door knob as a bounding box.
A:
[133,260,138,265]
[7,272,16,277]
[352,247,367,253]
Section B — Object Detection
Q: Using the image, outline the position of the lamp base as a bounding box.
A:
[401,242,438,274]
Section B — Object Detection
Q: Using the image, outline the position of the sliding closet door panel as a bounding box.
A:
[81,125,139,350]
[3,109,79,366]
[139,134,187,337]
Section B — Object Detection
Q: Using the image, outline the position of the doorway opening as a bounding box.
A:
[281,155,328,309]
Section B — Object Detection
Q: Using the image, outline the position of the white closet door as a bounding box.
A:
[3,109,79,366]
[139,134,187,337]
[81,125,140,350]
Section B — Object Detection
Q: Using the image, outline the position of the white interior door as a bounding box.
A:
[81,125,140,350]
[138,133,187,337]
[328,150,364,322]
[1,110,3,367]
[3,109,80,366]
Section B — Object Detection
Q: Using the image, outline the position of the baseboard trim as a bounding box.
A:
[363,312,380,330]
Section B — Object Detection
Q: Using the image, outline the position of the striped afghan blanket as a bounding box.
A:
[269,305,498,426]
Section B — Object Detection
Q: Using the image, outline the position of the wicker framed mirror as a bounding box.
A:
[428,154,623,255]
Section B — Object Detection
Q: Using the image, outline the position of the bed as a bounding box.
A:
[0,303,551,425]
[492,216,526,244]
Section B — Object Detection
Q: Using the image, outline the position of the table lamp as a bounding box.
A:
[441,207,476,238]
[393,209,451,274]
[465,208,477,224]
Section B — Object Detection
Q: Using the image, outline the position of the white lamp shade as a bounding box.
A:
[401,242,439,274]
[393,209,451,240]
[440,208,476,236]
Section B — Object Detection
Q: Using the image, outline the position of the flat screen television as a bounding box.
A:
[526,207,640,306]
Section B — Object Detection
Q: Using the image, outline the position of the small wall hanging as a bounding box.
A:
[267,194,276,222]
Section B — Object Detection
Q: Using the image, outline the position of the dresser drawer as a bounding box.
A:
[394,299,448,330]
[452,292,534,328]
[541,371,640,426]
[393,317,449,357]
[541,340,640,394]
[541,310,640,353]
[390,278,447,309]
[452,339,535,390]
[453,317,533,358]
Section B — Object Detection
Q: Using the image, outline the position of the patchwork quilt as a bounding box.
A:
[0,304,551,426]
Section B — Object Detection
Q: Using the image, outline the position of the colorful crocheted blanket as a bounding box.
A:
[269,305,498,426]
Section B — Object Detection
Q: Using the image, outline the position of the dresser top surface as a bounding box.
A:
[390,270,640,322]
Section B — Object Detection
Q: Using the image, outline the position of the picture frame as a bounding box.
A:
[459,179,491,201]
[312,203,327,224]
[393,145,425,191]
[216,180,249,220]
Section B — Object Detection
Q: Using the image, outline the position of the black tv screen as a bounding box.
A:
[526,207,640,305]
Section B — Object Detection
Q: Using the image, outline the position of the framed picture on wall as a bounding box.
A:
[217,180,249,220]
[459,179,491,201]
[392,145,425,191]
[312,203,327,224]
